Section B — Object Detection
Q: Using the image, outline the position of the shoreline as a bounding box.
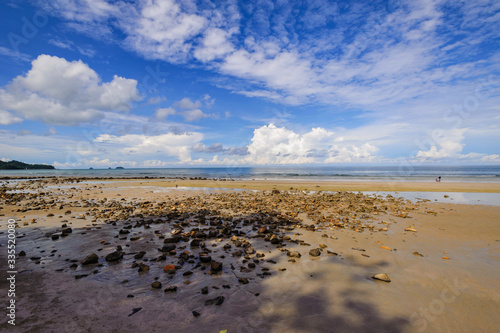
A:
[3,177,500,193]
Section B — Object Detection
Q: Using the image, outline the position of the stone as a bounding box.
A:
[164,285,178,293]
[151,281,162,289]
[372,273,391,282]
[138,263,150,272]
[309,248,321,257]
[105,251,123,262]
[210,261,223,273]
[238,277,249,284]
[192,311,201,317]
[199,255,212,263]
[163,264,176,274]
[201,286,209,295]
[82,253,99,265]
[288,251,301,258]
[160,244,176,252]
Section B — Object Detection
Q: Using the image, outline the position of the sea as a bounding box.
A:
[1,165,499,183]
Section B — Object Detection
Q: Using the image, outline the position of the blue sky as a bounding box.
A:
[0,0,499,168]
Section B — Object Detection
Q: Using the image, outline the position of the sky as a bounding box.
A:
[0,0,499,168]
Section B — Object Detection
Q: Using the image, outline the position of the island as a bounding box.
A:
[0,160,55,170]
[115,166,125,169]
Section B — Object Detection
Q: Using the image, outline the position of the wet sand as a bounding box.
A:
[0,178,499,333]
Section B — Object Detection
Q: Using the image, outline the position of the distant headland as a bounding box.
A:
[0,160,55,170]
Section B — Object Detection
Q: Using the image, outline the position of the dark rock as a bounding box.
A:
[159,244,176,252]
[210,261,222,273]
[138,263,150,272]
[151,281,162,289]
[164,285,178,293]
[199,255,212,263]
[201,286,209,295]
[192,311,201,317]
[128,307,142,317]
[105,251,123,262]
[238,277,249,284]
[164,236,181,243]
[19,250,26,256]
[82,253,99,265]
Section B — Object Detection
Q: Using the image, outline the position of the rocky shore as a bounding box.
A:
[0,178,499,332]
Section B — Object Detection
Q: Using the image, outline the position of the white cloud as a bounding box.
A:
[95,131,203,162]
[175,97,201,110]
[155,107,176,119]
[0,54,141,126]
[244,124,379,164]
[0,110,23,125]
[194,28,235,62]
[181,109,214,122]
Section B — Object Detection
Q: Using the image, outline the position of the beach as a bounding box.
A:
[0,178,499,332]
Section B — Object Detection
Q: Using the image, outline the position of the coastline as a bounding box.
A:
[0,178,499,332]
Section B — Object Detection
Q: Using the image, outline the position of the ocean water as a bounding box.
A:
[1,165,499,183]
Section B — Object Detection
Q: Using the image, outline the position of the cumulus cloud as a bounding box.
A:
[0,54,141,126]
[155,107,176,119]
[0,110,22,125]
[244,124,379,164]
[95,131,203,162]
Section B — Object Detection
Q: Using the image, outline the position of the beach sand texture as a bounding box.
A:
[0,178,499,332]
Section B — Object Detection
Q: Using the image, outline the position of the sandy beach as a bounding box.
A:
[0,178,499,332]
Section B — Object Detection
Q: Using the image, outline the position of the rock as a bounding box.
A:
[163,264,176,274]
[238,277,249,284]
[159,244,176,252]
[269,234,280,244]
[164,285,178,293]
[138,263,150,272]
[19,250,26,256]
[51,234,59,241]
[201,286,209,295]
[75,274,88,279]
[183,270,193,276]
[82,253,99,265]
[372,273,391,282]
[151,281,162,289]
[319,244,327,249]
[309,248,321,257]
[205,296,225,306]
[404,228,417,232]
[412,252,424,257]
[199,255,212,263]
[257,227,267,234]
[288,251,301,258]
[128,307,142,317]
[164,236,181,243]
[210,261,223,273]
[105,251,123,262]
[192,311,200,317]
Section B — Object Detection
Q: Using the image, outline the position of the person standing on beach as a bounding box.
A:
[436,176,441,182]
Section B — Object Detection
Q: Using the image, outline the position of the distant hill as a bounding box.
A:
[0,160,55,170]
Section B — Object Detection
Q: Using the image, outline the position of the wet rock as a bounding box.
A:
[105,251,123,262]
[164,236,181,243]
[201,286,209,295]
[128,307,142,317]
[138,263,150,272]
[269,234,280,244]
[75,274,88,279]
[134,251,146,259]
[164,285,178,293]
[288,251,301,258]
[151,281,162,289]
[19,250,26,257]
[309,248,321,257]
[205,296,225,306]
[159,244,176,252]
[82,253,99,265]
[199,254,212,263]
[238,277,249,284]
[163,264,176,274]
[192,311,200,317]
[209,261,223,274]
[372,273,391,282]
[51,234,60,241]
